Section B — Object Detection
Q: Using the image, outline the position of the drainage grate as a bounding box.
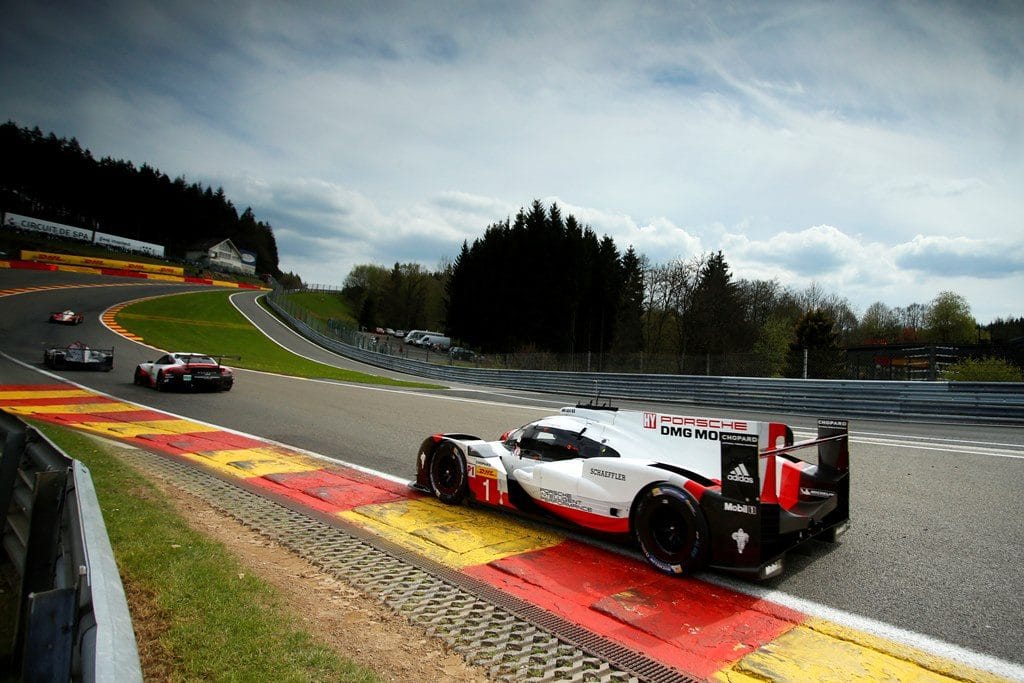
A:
[132,450,696,683]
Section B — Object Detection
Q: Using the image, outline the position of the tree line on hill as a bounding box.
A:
[344,200,1022,378]
[0,121,300,284]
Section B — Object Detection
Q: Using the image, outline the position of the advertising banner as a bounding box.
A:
[2,212,94,243]
[20,250,184,276]
[93,231,165,257]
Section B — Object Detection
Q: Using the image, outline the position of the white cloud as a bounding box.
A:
[894,235,1024,278]
[1,1,1022,322]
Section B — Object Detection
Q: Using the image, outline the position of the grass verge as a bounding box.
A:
[27,421,380,682]
[115,290,441,389]
[279,290,358,327]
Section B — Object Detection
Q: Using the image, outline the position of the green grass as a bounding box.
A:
[117,290,441,388]
[280,290,358,327]
[27,422,380,682]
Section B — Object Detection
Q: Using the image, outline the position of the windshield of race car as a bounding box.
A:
[505,425,619,461]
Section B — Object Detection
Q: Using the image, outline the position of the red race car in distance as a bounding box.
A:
[49,309,84,324]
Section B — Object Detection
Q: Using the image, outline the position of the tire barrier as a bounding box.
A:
[0,411,142,682]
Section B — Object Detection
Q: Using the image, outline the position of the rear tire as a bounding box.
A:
[429,442,468,504]
[633,485,708,575]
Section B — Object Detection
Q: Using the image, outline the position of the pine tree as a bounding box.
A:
[612,246,645,354]
[786,309,847,378]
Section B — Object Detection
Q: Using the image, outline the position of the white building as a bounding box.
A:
[185,238,256,275]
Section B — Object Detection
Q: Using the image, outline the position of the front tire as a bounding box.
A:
[429,442,468,504]
[155,370,166,391]
[633,485,708,575]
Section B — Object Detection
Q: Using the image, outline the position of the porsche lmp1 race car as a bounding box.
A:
[43,341,114,371]
[49,309,84,324]
[414,404,850,580]
[133,352,235,392]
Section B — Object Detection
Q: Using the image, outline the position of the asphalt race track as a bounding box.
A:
[1,268,1023,674]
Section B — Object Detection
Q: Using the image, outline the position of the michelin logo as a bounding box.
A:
[732,528,750,554]
[727,462,754,484]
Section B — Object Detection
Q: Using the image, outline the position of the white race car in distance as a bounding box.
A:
[133,352,234,392]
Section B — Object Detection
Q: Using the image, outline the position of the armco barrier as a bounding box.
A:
[0,411,142,682]
[265,295,1024,424]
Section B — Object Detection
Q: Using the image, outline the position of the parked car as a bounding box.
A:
[449,346,476,361]
[393,329,406,338]
[415,334,451,350]
[404,329,435,344]
[414,404,850,580]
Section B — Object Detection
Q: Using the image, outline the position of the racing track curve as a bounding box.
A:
[1,268,1022,672]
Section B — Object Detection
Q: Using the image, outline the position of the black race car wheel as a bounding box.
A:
[133,368,145,385]
[155,370,167,391]
[429,442,468,504]
[633,485,708,575]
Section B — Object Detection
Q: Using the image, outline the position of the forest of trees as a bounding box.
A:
[0,121,295,283]
[342,262,447,334]
[445,200,629,357]
[345,200,1022,378]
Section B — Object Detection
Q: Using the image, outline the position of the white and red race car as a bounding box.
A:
[49,309,84,324]
[133,352,234,392]
[414,404,850,579]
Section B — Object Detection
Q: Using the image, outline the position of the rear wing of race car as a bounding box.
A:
[704,418,850,579]
[180,354,241,366]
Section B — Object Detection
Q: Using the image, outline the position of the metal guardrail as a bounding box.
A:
[0,411,142,682]
[265,294,1024,424]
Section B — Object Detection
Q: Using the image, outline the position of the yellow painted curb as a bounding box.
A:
[340,498,564,568]
[3,401,140,415]
[185,447,321,478]
[0,389,94,400]
[73,418,223,439]
[713,617,1011,683]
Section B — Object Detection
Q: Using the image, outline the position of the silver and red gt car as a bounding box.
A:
[133,352,234,392]
[49,309,84,324]
[414,404,849,580]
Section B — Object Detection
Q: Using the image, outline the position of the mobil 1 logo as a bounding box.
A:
[721,432,759,502]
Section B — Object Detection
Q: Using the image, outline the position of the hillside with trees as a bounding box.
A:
[0,121,293,282]
[344,200,1020,379]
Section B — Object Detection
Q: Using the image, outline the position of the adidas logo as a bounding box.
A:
[726,462,754,484]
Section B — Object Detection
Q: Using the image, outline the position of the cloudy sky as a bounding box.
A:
[2,1,1021,322]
